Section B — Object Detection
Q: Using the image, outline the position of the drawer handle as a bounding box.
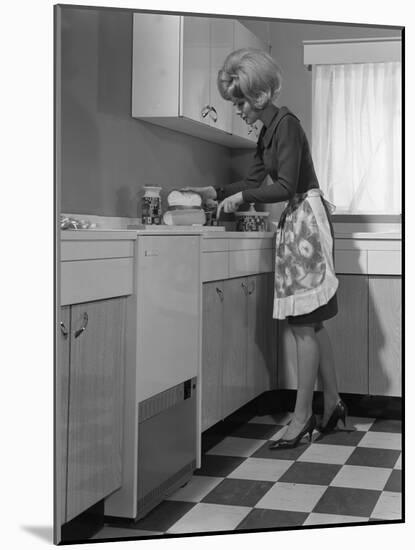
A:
[60,322,69,338]
[248,280,256,295]
[209,106,218,122]
[144,250,159,257]
[216,287,224,301]
[241,282,249,296]
[201,105,211,118]
[74,312,89,339]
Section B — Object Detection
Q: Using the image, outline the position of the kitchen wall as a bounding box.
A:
[59,7,231,217]
[59,7,400,221]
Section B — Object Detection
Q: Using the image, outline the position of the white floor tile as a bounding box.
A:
[330,465,392,491]
[358,432,401,451]
[394,454,402,470]
[255,482,327,513]
[227,457,294,482]
[206,436,265,457]
[371,491,402,520]
[249,412,293,425]
[164,476,223,502]
[166,502,251,533]
[347,416,375,432]
[297,443,355,465]
[304,513,369,526]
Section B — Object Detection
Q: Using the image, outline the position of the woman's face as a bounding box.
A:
[233,99,260,125]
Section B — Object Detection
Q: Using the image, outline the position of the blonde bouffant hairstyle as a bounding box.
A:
[217,48,282,110]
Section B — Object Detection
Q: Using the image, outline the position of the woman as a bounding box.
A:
[189,49,347,449]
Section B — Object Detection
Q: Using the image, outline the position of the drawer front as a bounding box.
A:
[229,238,274,251]
[202,238,229,253]
[202,252,229,282]
[61,258,134,305]
[61,240,134,261]
[229,249,274,277]
[368,250,401,275]
[334,249,368,274]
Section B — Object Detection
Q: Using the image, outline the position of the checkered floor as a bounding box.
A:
[94,413,402,540]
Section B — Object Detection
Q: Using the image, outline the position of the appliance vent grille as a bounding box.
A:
[138,378,195,423]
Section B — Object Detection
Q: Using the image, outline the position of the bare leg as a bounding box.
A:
[283,325,319,440]
[315,325,340,425]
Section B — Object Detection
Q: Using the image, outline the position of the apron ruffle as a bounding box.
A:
[273,189,339,320]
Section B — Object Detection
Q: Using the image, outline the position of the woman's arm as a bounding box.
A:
[241,115,303,204]
[216,153,267,201]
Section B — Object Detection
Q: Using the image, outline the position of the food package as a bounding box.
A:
[163,208,206,226]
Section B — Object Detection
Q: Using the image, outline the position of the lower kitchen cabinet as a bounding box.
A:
[369,276,402,396]
[201,282,224,431]
[325,275,369,394]
[278,275,369,394]
[202,273,276,430]
[60,297,127,523]
[222,277,250,418]
[246,273,276,401]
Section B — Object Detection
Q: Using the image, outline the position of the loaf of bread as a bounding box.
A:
[167,190,203,208]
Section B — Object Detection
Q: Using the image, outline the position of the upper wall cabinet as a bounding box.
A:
[132,13,266,148]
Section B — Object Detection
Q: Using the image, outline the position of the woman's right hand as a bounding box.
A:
[181,186,217,202]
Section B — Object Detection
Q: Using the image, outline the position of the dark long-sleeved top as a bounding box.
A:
[217,105,320,204]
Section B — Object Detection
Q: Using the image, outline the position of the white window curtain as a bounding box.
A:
[311,61,401,214]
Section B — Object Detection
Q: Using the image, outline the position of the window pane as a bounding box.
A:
[312,62,401,214]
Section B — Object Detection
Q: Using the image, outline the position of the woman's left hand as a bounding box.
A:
[217,192,244,218]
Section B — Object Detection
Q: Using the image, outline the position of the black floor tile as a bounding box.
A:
[279,461,342,486]
[346,447,401,468]
[194,454,245,477]
[384,470,402,492]
[130,501,196,532]
[252,440,310,461]
[227,423,284,440]
[369,419,402,433]
[201,478,274,507]
[313,487,381,517]
[314,430,365,446]
[236,508,308,530]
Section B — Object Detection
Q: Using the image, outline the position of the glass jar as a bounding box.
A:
[141,186,162,225]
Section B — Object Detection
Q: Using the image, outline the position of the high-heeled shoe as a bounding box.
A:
[269,415,316,450]
[319,400,348,433]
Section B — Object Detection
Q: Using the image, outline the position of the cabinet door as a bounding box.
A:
[325,275,369,394]
[278,275,368,394]
[202,282,224,431]
[222,277,248,418]
[246,274,274,400]
[181,16,210,124]
[56,307,70,528]
[231,21,265,142]
[66,298,126,522]
[369,277,402,396]
[137,236,200,401]
[209,18,234,133]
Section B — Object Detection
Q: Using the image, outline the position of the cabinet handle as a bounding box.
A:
[60,322,69,338]
[241,282,249,296]
[209,106,218,122]
[248,280,256,295]
[201,105,211,118]
[216,287,224,301]
[74,312,89,339]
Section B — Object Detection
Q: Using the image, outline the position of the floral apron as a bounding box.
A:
[273,189,339,320]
